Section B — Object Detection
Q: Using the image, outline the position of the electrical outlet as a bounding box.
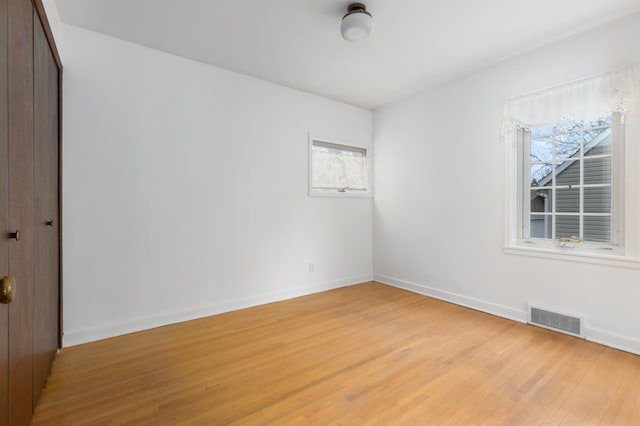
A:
[309,262,315,272]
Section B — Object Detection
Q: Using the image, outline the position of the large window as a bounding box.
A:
[523,115,621,245]
[309,138,371,196]
[502,66,640,261]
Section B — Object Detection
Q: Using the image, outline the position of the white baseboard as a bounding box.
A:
[63,274,373,347]
[374,274,527,323]
[374,274,640,356]
[586,327,640,356]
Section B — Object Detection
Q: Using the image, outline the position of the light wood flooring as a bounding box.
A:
[32,282,640,425]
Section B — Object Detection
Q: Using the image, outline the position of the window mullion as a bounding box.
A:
[522,130,531,239]
[612,113,623,246]
[551,129,556,239]
[579,124,584,240]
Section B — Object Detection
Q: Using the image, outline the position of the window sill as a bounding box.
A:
[309,191,372,199]
[503,244,640,269]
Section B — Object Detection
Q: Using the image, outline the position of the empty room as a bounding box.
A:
[2,0,640,424]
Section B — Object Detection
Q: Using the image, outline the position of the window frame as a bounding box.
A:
[513,113,625,256]
[308,134,373,198]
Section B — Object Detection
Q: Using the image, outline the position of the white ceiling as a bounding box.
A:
[55,0,640,109]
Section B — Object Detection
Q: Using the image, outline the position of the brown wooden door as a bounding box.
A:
[0,0,60,424]
[0,0,9,422]
[7,0,35,423]
[33,6,60,406]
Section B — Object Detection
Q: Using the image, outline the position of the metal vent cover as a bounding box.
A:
[528,304,585,338]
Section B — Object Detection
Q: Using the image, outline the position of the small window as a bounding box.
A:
[521,114,622,247]
[309,138,371,196]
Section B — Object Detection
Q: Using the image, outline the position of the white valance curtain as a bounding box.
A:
[502,65,640,137]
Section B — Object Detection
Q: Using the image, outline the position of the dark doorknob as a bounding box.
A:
[8,229,20,241]
[45,220,54,227]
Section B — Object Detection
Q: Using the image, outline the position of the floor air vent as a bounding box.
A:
[528,304,585,338]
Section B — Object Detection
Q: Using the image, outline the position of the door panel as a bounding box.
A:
[7,0,34,423]
[33,8,60,406]
[0,0,9,421]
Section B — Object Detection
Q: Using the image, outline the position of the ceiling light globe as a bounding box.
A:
[340,7,374,42]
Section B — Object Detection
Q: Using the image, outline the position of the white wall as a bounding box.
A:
[47,0,640,353]
[374,13,640,354]
[44,3,373,346]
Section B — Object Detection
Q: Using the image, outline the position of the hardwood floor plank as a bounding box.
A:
[32,282,640,425]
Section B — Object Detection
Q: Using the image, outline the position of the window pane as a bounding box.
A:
[584,116,612,128]
[311,142,368,191]
[555,160,579,187]
[556,188,579,213]
[556,216,579,239]
[555,132,581,160]
[554,120,581,134]
[531,128,552,138]
[530,136,553,163]
[584,128,612,156]
[530,189,552,212]
[530,163,552,187]
[524,114,616,247]
[530,214,551,239]
[585,136,611,156]
[584,187,611,213]
[583,216,611,243]
[583,157,611,184]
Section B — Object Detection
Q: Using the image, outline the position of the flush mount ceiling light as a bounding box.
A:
[340,3,374,42]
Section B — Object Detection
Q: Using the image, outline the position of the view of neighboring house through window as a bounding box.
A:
[310,139,370,195]
[524,115,616,244]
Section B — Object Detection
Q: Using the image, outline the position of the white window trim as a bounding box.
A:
[503,66,640,267]
[504,114,640,266]
[308,133,373,198]
[503,245,640,269]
